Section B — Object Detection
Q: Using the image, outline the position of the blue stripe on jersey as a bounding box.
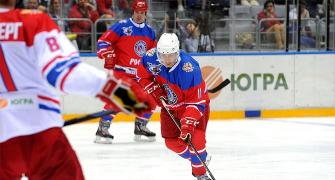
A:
[97,41,110,50]
[46,57,80,87]
[39,104,60,114]
[109,18,155,41]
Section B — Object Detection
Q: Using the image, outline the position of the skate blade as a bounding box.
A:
[134,135,156,142]
[94,136,113,144]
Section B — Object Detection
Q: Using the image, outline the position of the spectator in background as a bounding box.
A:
[289,0,316,48]
[49,0,65,30]
[273,0,293,4]
[160,11,177,34]
[95,0,115,16]
[157,1,179,36]
[177,0,184,11]
[37,3,47,12]
[322,0,335,17]
[68,0,99,51]
[258,0,285,49]
[24,0,38,9]
[117,0,131,18]
[305,0,323,18]
[241,0,259,6]
[96,13,114,40]
[178,19,200,52]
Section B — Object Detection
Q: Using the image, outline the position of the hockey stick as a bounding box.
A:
[64,79,231,126]
[64,110,114,126]
[207,78,230,93]
[159,97,216,180]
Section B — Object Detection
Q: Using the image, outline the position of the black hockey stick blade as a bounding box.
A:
[64,110,114,126]
[208,78,230,93]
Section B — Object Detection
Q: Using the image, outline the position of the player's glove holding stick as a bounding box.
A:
[97,71,156,116]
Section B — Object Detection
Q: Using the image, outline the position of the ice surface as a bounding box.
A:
[63,118,335,180]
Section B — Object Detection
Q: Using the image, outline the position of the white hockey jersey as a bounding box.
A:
[0,8,106,143]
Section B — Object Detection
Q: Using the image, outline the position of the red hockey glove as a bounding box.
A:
[97,46,116,69]
[179,117,199,142]
[142,81,166,107]
[97,71,156,116]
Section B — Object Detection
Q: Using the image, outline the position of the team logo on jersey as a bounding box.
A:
[182,62,194,72]
[122,26,133,36]
[147,62,163,75]
[134,40,147,57]
[146,48,156,57]
[0,98,9,109]
[162,84,178,105]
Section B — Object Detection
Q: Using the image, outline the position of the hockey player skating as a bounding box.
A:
[96,0,157,143]
[138,33,212,180]
[0,0,155,179]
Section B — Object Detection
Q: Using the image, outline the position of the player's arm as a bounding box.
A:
[97,23,122,69]
[178,69,207,142]
[137,55,165,107]
[35,14,155,115]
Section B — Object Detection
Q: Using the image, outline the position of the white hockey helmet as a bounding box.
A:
[157,33,180,67]
[157,33,179,54]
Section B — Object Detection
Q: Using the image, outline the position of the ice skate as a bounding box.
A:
[134,118,156,142]
[94,119,114,144]
[196,174,212,180]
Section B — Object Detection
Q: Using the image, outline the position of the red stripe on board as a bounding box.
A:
[0,45,17,91]
[37,95,60,105]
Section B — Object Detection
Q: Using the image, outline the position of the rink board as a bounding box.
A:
[62,51,335,120]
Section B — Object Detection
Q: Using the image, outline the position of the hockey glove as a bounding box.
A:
[142,81,166,107]
[179,117,198,142]
[97,71,156,116]
[97,46,116,69]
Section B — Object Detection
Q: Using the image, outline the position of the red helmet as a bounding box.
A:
[131,0,148,12]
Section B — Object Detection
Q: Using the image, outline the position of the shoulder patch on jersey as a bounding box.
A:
[20,9,43,14]
[146,48,156,57]
[182,62,194,72]
[122,26,133,36]
[147,62,163,75]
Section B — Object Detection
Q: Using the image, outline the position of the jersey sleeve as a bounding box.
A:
[137,55,155,87]
[34,14,106,96]
[180,67,207,121]
[97,22,122,51]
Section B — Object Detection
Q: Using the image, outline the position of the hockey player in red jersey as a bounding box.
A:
[0,0,155,179]
[96,0,157,143]
[138,33,212,180]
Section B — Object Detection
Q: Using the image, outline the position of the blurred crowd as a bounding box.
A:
[14,0,335,52]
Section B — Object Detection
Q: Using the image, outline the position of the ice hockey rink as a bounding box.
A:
[63,117,335,180]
